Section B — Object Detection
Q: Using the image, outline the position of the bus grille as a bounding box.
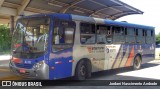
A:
[15,63,33,69]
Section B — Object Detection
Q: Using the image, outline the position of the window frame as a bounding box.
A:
[96,24,113,44]
[52,18,76,52]
[80,22,96,45]
[112,26,126,44]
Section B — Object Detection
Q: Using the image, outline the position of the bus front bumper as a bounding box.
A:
[9,62,49,80]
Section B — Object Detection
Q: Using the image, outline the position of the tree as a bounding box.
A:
[0,25,11,54]
[156,34,160,44]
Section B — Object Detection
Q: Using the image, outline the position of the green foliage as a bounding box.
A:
[156,34,160,44]
[0,25,11,54]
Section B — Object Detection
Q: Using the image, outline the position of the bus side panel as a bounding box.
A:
[105,44,154,70]
[105,44,121,70]
[49,48,73,80]
[105,44,134,69]
[124,44,135,67]
[140,44,155,64]
[123,44,154,67]
[125,44,154,67]
[119,44,130,68]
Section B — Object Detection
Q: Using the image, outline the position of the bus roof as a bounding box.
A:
[19,13,154,30]
[104,20,154,30]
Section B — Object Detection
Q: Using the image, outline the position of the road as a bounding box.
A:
[0,58,160,89]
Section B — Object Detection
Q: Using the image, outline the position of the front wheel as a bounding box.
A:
[75,60,91,80]
[133,55,142,70]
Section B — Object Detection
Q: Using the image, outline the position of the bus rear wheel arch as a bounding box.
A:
[74,59,92,80]
[133,54,142,70]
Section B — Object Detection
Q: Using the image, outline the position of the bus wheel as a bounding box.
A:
[75,60,91,80]
[133,55,142,70]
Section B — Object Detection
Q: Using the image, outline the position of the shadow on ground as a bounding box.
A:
[90,63,159,80]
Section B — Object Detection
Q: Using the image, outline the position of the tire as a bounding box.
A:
[86,60,91,78]
[133,55,142,70]
[75,60,91,80]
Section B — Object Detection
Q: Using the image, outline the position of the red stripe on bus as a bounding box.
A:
[125,46,134,67]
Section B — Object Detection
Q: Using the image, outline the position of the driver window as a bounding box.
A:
[52,19,75,52]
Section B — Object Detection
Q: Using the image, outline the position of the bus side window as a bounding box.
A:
[136,29,138,36]
[112,26,125,44]
[125,27,136,44]
[151,30,155,43]
[146,30,153,44]
[80,23,96,44]
[136,29,145,44]
[106,26,113,43]
[96,25,111,44]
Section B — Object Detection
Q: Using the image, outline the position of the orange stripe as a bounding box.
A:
[125,46,134,67]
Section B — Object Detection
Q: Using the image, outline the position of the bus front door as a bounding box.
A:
[49,48,73,80]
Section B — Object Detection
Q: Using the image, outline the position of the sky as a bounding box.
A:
[116,0,160,34]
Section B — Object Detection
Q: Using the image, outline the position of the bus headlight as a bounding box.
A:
[33,61,44,70]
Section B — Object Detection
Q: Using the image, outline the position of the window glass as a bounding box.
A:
[52,19,75,52]
[125,28,136,43]
[138,29,143,36]
[151,30,153,36]
[136,29,138,36]
[147,30,151,36]
[53,20,75,44]
[127,28,135,35]
[80,23,96,44]
[143,30,145,36]
[146,30,154,44]
[12,17,50,59]
[136,29,145,44]
[112,26,125,44]
[96,25,112,44]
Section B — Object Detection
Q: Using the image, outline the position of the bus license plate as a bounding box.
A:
[19,68,26,73]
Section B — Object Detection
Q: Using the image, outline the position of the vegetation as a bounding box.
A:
[0,25,11,55]
[156,34,160,44]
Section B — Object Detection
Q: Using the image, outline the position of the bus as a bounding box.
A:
[10,13,155,80]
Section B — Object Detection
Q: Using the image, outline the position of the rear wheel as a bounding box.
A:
[75,60,91,80]
[133,55,142,70]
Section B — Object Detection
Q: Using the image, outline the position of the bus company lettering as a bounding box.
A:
[87,47,92,53]
[87,47,104,53]
[106,46,116,48]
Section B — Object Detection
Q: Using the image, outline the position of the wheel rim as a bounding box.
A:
[80,65,86,76]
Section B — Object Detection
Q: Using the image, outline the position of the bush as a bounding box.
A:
[0,25,11,54]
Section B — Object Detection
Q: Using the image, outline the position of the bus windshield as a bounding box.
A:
[11,17,50,59]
